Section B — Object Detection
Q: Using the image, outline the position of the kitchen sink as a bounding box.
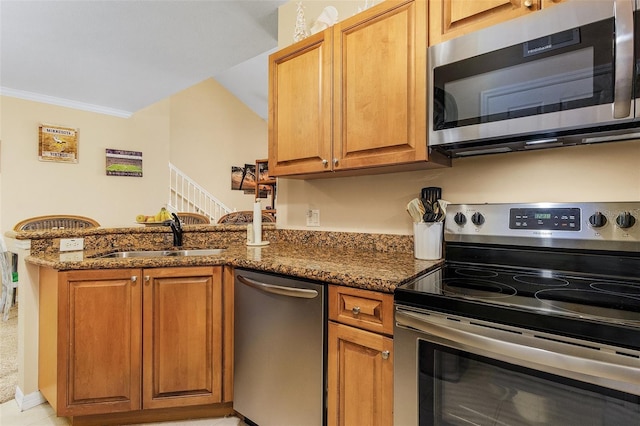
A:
[96,248,226,258]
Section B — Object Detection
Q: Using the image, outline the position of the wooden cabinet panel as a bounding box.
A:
[269,29,333,176]
[143,266,222,409]
[57,269,142,416]
[39,266,226,419]
[327,322,393,426]
[329,285,394,335]
[429,0,539,45]
[269,0,447,177]
[334,0,427,170]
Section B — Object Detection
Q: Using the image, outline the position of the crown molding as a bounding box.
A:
[0,87,133,118]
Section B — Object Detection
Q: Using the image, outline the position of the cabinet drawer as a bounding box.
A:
[329,285,394,335]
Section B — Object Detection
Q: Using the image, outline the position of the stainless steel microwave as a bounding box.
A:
[428,0,640,157]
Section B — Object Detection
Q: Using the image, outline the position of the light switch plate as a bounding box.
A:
[60,238,84,252]
[306,209,320,227]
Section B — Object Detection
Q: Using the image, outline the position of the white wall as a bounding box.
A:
[0,96,170,230]
[169,79,268,213]
[0,78,267,233]
[276,140,640,234]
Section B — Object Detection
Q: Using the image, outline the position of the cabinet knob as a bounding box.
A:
[333,158,339,166]
[524,0,533,7]
[145,275,150,284]
[131,276,137,283]
[381,350,390,360]
[322,159,329,167]
[352,306,361,315]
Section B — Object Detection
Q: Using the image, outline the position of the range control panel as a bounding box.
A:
[509,208,580,231]
[445,202,640,252]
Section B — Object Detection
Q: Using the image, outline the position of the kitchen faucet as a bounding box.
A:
[168,213,183,247]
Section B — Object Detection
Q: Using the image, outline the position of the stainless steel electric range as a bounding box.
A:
[394,202,640,426]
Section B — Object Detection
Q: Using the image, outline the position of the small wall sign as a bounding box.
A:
[105,149,143,177]
[38,124,79,163]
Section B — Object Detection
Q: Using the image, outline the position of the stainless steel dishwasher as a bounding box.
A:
[233,269,326,426]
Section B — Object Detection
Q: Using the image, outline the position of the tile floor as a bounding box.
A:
[0,399,245,426]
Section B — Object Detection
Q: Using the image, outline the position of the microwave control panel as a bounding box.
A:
[509,208,581,231]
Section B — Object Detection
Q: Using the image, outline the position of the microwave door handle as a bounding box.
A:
[395,310,639,395]
[613,0,634,118]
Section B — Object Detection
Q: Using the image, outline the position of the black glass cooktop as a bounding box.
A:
[395,259,640,351]
[402,263,640,324]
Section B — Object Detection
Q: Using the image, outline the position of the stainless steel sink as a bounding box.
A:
[96,248,226,258]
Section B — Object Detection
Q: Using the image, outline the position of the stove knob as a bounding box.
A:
[471,212,485,226]
[588,212,607,228]
[454,212,467,226]
[616,212,636,229]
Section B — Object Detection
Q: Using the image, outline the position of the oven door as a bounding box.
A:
[394,308,640,426]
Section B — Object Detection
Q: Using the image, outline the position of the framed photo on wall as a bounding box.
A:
[105,149,143,177]
[38,124,79,163]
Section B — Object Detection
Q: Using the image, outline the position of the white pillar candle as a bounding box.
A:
[253,201,262,244]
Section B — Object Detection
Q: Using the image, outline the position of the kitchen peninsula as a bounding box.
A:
[15,224,440,425]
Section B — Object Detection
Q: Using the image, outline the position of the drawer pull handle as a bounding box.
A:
[381,350,390,360]
[352,306,361,315]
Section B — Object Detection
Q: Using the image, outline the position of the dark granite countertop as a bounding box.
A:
[20,226,442,293]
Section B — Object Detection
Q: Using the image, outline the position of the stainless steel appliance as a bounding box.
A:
[429,0,640,157]
[233,269,326,426]
[395,202,640,425]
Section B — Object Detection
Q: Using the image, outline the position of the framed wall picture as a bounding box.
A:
[38,124,79,163]
[231,164,256,192]
[105,149,143,177]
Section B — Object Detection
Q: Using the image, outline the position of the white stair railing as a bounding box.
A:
[168,163,232,223]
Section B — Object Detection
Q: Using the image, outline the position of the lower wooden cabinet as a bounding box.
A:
[327,285,394,426]
[143,267,222,409]
[39,266,224,418]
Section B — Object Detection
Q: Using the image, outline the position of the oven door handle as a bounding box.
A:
[613,0,634,118]
[396,310,639,395]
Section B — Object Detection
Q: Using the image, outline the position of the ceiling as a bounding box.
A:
[0,0,287,119]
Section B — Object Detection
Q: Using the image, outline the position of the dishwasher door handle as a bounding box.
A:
[237,275,319,299]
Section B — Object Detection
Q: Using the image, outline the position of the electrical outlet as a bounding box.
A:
[306,209,320,227]
[60,238,84,252]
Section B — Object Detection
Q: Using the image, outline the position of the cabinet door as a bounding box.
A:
[58,269,142,416]
[429,0,539,45]
[334,0,428,170]
[269,29,333,176]
[142,266,222,409]
[327,322,393,426]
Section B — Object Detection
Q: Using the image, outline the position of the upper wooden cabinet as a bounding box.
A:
[269,29,333,176]
[429,0,566,45]
[269,0,447,177]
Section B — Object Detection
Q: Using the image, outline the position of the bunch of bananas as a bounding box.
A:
[136,207,172,223]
